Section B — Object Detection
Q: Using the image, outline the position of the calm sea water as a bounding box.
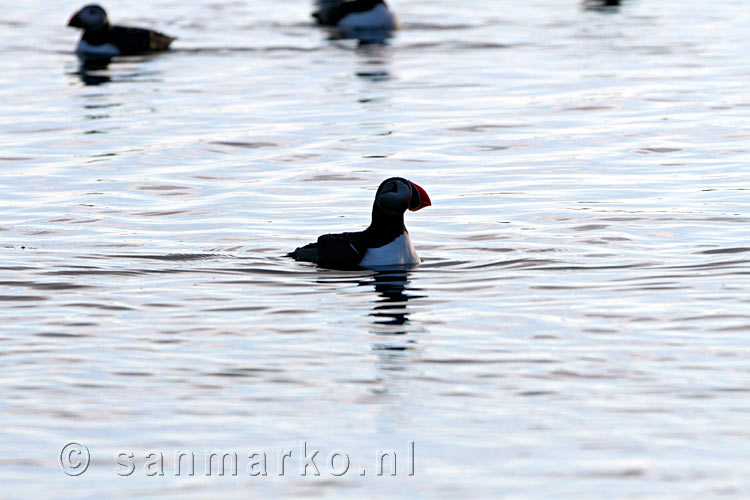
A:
[1,0,749,498]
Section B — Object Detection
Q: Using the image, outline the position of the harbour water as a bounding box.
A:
[1,0,748,498]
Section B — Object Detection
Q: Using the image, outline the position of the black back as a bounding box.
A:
[82,25,174,54]
[312,0,385,26]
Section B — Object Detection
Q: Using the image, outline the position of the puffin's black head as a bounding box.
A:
[68,4,109,30]
[374,177,431,216]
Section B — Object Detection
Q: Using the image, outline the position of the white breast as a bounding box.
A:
[359,233,421,268]
[76,40,121,57]
[338,3,398,30]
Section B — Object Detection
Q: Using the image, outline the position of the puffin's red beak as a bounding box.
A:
[68,11,83,28]
[409,182,431,211]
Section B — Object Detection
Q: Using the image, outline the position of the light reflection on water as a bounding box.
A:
[1,0,749,498]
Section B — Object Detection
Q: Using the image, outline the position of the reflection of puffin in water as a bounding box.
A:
[360,270,425,340]
[67,4,175,59]
[369,270,412,327]
[73,58,112,85]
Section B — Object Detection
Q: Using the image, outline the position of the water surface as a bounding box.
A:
[1,0,749,498]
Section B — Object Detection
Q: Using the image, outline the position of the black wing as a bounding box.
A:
[289,241,319,264]
[312,1,347,26]
[290,231,368,270]
[110,26,175,54]
[312,0,382,26]
[317,233,365,269]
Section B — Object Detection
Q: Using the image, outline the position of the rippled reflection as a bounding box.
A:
[354,43,392,82]
[69,56,166,86]
[73,59,112,86]
[362,270,426,338]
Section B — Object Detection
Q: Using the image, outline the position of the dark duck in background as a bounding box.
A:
[313,0,399,32]
[67,4,175,59]
[290,178,431,270]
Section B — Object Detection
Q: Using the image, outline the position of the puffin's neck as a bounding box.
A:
[367,206,406,244]
[81,24,112,44]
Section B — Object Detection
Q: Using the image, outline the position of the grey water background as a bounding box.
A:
[1,0,749,498]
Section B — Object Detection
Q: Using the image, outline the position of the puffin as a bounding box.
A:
[290,177,431,270]
[312,0,399,31]
[67,4,175,58]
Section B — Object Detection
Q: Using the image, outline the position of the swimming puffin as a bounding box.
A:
[290,177,431,270]
[312,0,399,31]
[67,4,175,58]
